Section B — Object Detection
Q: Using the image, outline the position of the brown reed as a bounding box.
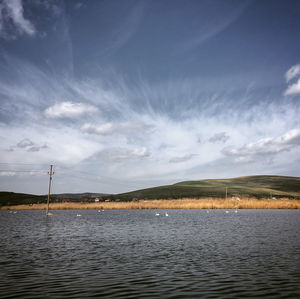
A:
[1,197,300,210]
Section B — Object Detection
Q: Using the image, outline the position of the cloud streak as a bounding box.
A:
[0,0,35,38]
[286,64,300,82]
[284,63,300,96]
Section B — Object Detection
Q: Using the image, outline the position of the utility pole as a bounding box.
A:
[46,165,54,216]
[225,187,228,200]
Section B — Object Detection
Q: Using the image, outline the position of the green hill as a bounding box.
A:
[1,176,300,206]
[111,175,300,200]
[0,192,108,206]
[0,192,44,206]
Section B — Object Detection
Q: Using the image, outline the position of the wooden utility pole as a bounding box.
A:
[225,187,228,200]
[46,165,54,216]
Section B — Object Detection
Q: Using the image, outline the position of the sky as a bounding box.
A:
[0,0,300,195]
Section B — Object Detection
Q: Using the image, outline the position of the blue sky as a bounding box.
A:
[1,0,300,194]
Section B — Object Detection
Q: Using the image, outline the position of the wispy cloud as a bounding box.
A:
[44,101,98,119]
[0,0,35,38]
[284,63,300,96]
[285,79,300,96]
[285,64,300,82]
[100,1,146,57]
[178,0,251,52]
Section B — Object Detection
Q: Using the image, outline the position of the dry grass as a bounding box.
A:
[1,197,300,210]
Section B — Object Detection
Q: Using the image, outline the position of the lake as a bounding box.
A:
[0,209,299,298]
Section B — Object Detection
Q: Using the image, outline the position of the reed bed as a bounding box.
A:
[2,197,300,210]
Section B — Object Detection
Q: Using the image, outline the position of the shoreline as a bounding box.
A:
[1,198,300,210]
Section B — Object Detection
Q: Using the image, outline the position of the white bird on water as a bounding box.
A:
[77,214,82,217]
[155,213,160,216]
[225,210,229,214]
[165,212,169,217]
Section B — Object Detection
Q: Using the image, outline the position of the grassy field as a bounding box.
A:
[111,175,300,200]
[2,198,300,210]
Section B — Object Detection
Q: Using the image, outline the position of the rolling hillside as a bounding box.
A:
[111,175,300,200]
[1,175,299,206]
[0,192,108,206]
[0,192,44,206]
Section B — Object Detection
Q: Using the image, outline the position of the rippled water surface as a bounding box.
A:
[0,209,300,298]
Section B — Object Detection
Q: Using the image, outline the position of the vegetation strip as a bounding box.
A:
[2,198,300,210]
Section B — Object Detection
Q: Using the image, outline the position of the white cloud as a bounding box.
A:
[284,64,300,96]
[45,101,98,119]
[0,0,35,38]
[223,128,300,162]
[284,78,300,96]
[285,64,300,82]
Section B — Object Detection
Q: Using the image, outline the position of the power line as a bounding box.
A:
[0,170,47,173]
[0,162,51,166]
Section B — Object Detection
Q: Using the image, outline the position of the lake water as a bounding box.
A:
[0,209,300,298]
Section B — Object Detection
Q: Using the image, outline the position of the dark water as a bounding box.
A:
[0,209,300,298]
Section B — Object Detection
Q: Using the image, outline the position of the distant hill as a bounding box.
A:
[0,192,44,206]
[110,175,300,200]
[0,192,109,206]
[1,176,299,206]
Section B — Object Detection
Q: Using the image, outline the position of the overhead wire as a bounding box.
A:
[0,162,134,188]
